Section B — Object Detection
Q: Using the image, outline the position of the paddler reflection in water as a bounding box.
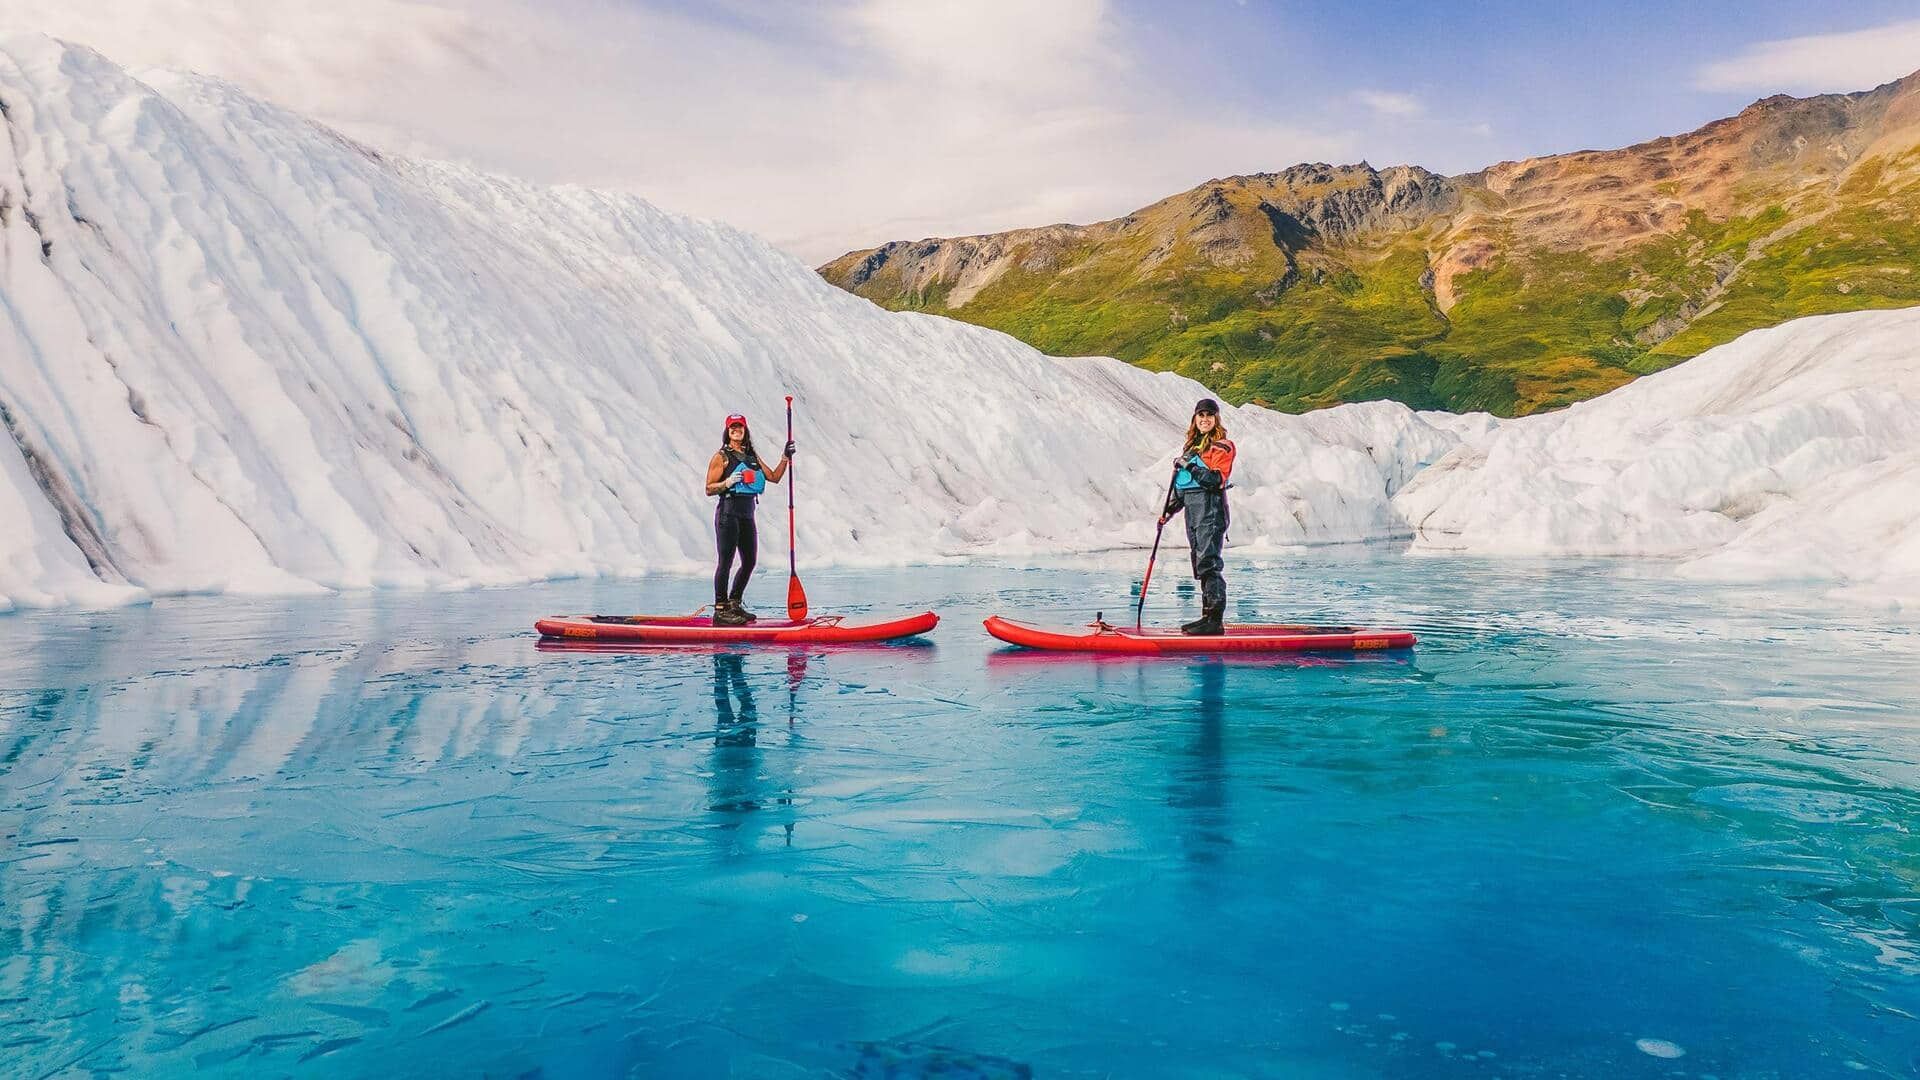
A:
[1158,398,1237,636]
[708,652,797,850]
[1171,661,1230,864]
[704,412,793,626]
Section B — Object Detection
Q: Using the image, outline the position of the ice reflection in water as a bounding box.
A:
[0,554,1917,1077]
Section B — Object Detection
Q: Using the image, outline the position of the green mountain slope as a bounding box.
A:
[821,75,1920,416]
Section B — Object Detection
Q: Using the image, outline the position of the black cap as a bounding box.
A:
[1194,398,1220,415]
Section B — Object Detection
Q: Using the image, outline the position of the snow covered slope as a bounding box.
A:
[0,37,1464,610]
[1396,308,1920,604]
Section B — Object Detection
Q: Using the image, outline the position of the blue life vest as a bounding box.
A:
[1173,452,1207,491]
[724,454,766,496]
[1173,460,1200,491]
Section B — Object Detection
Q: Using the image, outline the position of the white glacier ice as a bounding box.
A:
[0,36,1462,611]
[2,35,1917,612]
[1396,308,1920,606]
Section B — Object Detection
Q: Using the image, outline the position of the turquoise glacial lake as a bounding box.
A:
[2,551,1917,1077]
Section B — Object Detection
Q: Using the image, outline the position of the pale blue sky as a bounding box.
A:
[1117,0,1920,172]
[6,0,1919,259]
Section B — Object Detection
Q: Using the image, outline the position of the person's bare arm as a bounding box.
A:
[704,451,734,495]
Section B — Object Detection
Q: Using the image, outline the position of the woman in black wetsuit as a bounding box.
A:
[1158,398,1237,635]
[704,413,793,626]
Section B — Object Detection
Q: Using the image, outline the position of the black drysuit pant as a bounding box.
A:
[1179,489,1228,613]
[714,498,758,603]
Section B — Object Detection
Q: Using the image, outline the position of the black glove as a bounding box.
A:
[1163,492,1183,518]
[784,440,796,458]
[1184,453,1221,490]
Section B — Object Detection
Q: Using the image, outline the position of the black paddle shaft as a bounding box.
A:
[1135,468,1180,629]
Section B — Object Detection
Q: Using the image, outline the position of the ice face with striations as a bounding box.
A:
[3,35,1918,612]
[0,35,1467,611]
[1396,308,1920,605]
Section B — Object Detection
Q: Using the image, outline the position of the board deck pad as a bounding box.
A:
[983,616,1415,654]
[536,610,938,645]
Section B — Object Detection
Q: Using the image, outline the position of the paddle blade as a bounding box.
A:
[787,574,809,620]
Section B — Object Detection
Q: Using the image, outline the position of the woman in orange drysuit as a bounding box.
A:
[1158,398,1237,635]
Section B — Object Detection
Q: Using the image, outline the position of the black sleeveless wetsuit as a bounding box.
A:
[714,448,762,605]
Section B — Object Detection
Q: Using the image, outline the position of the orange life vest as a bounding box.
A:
[1198,438,1236,483]
[1174,436,1236,490]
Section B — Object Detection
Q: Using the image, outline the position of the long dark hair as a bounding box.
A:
[721,421,761,465]
[1182,415,1228,456]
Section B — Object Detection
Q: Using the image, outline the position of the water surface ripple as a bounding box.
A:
[2,553,1917,1076]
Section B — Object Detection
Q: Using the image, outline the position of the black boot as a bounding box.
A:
[1182,601,1224,636]
[713,600,749,626]
[730,597,758,623]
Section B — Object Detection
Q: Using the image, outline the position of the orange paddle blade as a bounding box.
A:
[787,574,809,620]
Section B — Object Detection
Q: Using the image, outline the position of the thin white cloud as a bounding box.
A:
[1355,89,1426,118]
[841,0,1118,100]
[1694,17,1920,95]
[0,0,1355,262]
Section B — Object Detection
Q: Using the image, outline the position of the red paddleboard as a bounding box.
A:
[983,616,1414,654]
[535,611,938,645]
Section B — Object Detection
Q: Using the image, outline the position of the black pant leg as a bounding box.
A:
[728,513,758,601]
[1184,491,1228,611]
[714,505,739,603]
[1206,497,1229,611]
